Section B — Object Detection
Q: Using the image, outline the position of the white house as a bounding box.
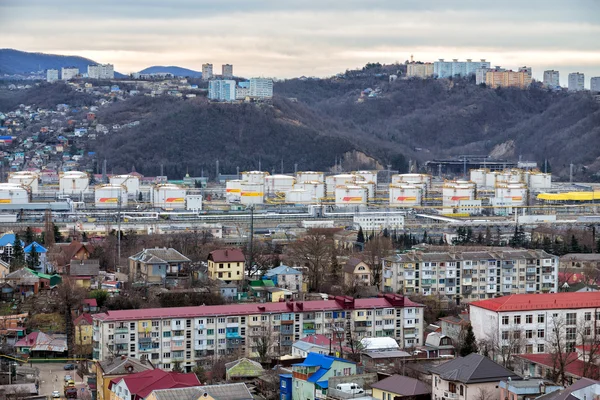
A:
[262,265,303,291]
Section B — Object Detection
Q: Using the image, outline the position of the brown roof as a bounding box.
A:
[371,374,431,396]
[343,257,368,273]
[208,249,245,263]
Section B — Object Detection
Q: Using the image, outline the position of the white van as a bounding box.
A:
[336,383,364,394]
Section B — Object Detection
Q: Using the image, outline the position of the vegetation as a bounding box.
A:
[459,324,478,357]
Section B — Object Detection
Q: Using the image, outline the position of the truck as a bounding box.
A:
[65,386,78,398]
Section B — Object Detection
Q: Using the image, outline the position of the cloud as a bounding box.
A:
[1,1,599,85]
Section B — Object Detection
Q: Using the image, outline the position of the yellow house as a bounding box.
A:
[343,257,373,286]
[371,374,431,400]
[146,383,253,400]
[74,314,93,346]
[95,356,154,400]
[207,249,245,282]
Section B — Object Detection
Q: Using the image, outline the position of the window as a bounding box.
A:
[207,329,214,335]
[526,330,533,339]
[513,331,521,339]
[525,315,533,324]
[501,331,509,340]
[537,329,545,338]
[537,343,545,352]
[502,316,509,325]
[163,332,171,338]
[526,344,533,353]
[218,318,226,323]
[566,313,577,325]
[186,319,191,328]
[163,320,170,326]
[514,316,521,324]
[152,321,159,327]
[585,312,592,321]
[538,314,545,323]
[566,327,576,341]
[163,352,170,358]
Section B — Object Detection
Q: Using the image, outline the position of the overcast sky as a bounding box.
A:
[2,0,599,86]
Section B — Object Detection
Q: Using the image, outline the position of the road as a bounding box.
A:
[36,363,91,399]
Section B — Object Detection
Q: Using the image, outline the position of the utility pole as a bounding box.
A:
[246,205,255,290]
[215,160,219,182]
[570,163,574,184]
[117,194,122,270]
[294,163,298,175]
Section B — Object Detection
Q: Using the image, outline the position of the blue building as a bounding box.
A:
[279,373,292,400]
[24,242,49,273]
[0,234,25,261]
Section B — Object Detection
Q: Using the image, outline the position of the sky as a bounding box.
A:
[2,0,600,87]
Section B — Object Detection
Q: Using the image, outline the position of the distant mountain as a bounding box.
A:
[0,49,126,77]
[137,66,202,78]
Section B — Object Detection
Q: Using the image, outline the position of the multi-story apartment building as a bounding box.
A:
[222,64,233,78]
[92,294,424,371]
[590,77,600,93]
[543,70,560,89]
[433,59,491,78]
[61,67,79,81]
[46,69,59,83]
[249,78,273,99]
[88,64,115,79]
[202,63,213,80]
[485,68,532,89]
[208,80,237,101]
[406,62,434,78]
[383,249,558,302]
[568,72,585,91]
[470,292,600,355]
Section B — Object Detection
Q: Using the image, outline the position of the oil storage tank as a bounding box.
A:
[109,174,140,197]
[526,172,552,190]
[95,184,128,208]
[353,170,378,185]
[59,171,89,194]
[152,184,186,209]
[296,171,325,184]
[326,174,356,196]
[389,184,422,207]
[240,183,264,205]
[469,169,488,187]
[392,173,432,189]
[8,171,39,194]
[226,179,243,202]
[355,180,376,200]
[265,175,295,194]
[286,189,313,204]
[241,171,269,185]
[495,183,528,206]
[442,180,476,213]
[0,183,29,204]
[335,185,367,207]
[294,181,325,201]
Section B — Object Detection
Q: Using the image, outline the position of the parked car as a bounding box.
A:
[64,363,75,370]
[52,390,61,398]
[336,383,364,395]
[64,374,72,382]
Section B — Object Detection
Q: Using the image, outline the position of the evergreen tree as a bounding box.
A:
[570,235,581,253]
[495,227,502,246]
[485,226,492,246]
[438,235,445,245]
[10,234,25,272]
[422,230,428,243]
[27,244,39,269]
[53,223,63,243]
[24,227,35,245]
[542,236,553,253]
[81,231,88,242]
[330,247,340,279]
[138,192,143,202]
[510,225,526,248]
[383,228,389,238]
[476,232,483,244]
[356,227,365,244]
[172,362,183,373]
[466,227,473,244]
[459,324,479,357]
[597,237,600,254]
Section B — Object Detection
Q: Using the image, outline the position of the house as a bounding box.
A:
[146,383,253,400]
[69,259,100,288]
[15,331,67,358]
[207,249,245,282]
[50,241,95,272]
[82,298,99,313]
[535,378,600,400]
[225,358,264,381]
[292,352,357,400]
[108,369,200,400]
[359,336,412,369]
[250,281,293,302]
[4,268,42,296]
[499,378,561,400]
[512,353,599,384]
[343,257,373,286]
[0,383,39,398]
[263,265,303,291]
[24,242,48,272]
[371,374,431,400]
[96,356,155,400]
[0,233,24,261]
[128,248,191,286]
[292,334,351,358]
[439,313,470,345]
[0,313,27,345]
[415,332,455,359]
[430,353,521,400]
[280,374,293,400]
[559,254,600,273]
[74,313,93,352]
[0,259,9,280]
[218,280,238,300]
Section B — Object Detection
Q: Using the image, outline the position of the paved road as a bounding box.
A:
[36,363,90,399]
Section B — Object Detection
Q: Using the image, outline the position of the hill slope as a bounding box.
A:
[137,66,202,78]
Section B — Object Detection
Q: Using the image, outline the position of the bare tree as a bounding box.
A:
[253,322,277,365]
[475,388,494,400]
[287,229,335,292]
[55,277,87,358]
[576,312,600,380]
[363,235,393,289]
[478,324,526,368]
[546,315,576,385]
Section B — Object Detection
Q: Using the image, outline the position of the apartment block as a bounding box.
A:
[434,59,491,78]
[249,78,273,99]
[568,72,585,91]
[202,63,213,80]
[208,80,237,101]
[590,77,600,93]
[470,292,600,355]
[406,63,434,78]
[485,68,532,89]
[222,64,233,78]
[543,70,560,89]
[46,69,59,83]
[88,64,115,79]
[92,294,424,371]
[382,249,558,302]
[61,67,79,81]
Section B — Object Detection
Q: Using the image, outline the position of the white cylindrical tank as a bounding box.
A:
[0,183,29,204]
[225,180,243,202]
[59,171,89,194]
[8,171,39,194]
[392,174,432,188]
[152,184,186,209]
[294,181,325,201]
[109,174,140,196]
[389,184,422,207]
[355,180,376,200]
[241,171,269,185]
[326,174,356,195]
[265,175,295,194]
[240,183,264,205]
[335,185,367,206]
[442,180,476,209]
[527,172,552,190]
[353,170,378,185]
[296,171,325,184]
[95,184,128,208]
[497,169,523,184]
[286,189,313,204]
[469,169,488,187]
[495,183,528,206]
[485,171,498,188]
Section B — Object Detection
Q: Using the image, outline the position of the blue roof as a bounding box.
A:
[264,265,301,277]
[24,242,47,254]
[316,380,328,389]
[293,352,354,384]
[0,234,24,247]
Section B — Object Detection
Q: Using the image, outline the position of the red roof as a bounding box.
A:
[109,369,200,399]
[516,353,598,378]
[208,248,245,263]
[300,334,352,353]
[470,292,600,312]
[74,313,93,325]
[94,295,423,322]
[83,298,98,307]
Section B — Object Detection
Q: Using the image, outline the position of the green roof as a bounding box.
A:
[27,268,62,282]
[249,279,275,287]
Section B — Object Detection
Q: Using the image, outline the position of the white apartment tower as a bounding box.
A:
[249,78,273,99]
[591,77,600,93]
[202,63,213,80]
[568,72,585,91]
[46,69,59,83]
[434,59,491,78]
[222,64,233,78]
[61,67,79,81]
[543,70,560,88]
[88,64,115,79]
[208,80,236,101]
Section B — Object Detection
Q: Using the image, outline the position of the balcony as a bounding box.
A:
[226,323,239,328]
[226,332,242,339]
[444,392,458,399]
[281,326,294,334]
[172,335,185,342]
[281,319,294,325]
[172,354,184,361]
[115,335,129,344]
[115,327,128,334]
[194,342,207,351]
[195,324,205,330]
[93,351,100,360]
[281,339,293,346]
[138,346,153,352]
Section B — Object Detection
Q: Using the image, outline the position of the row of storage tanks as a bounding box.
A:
[469,169,552,190]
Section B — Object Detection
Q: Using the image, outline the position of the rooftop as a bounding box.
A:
[515,353,599,379]
[150,383,253,400]
[98,355,155,376]
[470,292,600,312]
[109,369,199,398]
[371,374,431,396]
[430,353,521,384]
[208,248,245,263]
[129,247,190,264]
